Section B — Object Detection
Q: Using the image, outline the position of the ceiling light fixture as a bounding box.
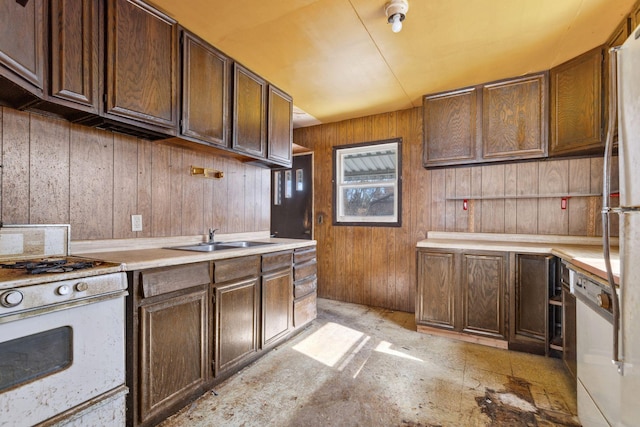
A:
[385,0,409,33]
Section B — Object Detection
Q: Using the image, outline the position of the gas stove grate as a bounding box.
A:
[0,258,98,274]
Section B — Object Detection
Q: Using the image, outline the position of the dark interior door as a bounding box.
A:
[271,153,313,239]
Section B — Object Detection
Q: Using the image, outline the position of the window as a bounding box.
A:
[333,138,402,226]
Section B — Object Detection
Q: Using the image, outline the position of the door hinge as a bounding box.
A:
[212,293,216,304]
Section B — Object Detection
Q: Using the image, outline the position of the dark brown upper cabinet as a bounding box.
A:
[0,0,46,107]
[632,1,640,30]
[180,29,230,148]
[423,72,547,168]
[482,73,548,161]
[105,0,178,136]
[423,87,479,167]
[267,85,293,168]
[604,17,631,148]
[44,0,102,116]
[232,63,267,159]
[550,47,604,157]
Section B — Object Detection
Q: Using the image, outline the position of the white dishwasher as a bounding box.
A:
[573,269,620,426]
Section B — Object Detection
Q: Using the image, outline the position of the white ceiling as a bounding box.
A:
[150,0,635,127]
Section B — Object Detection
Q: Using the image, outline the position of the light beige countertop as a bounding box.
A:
[74,236,316,271]
[417,232,619,283]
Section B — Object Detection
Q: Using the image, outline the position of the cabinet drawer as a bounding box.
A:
[294,277,317,299]
[294,291,317,328]
[294,260,317,282]
[141,262,210,298]
[294,247,316,264]
[262,250,292,272]
[214,256,260,283]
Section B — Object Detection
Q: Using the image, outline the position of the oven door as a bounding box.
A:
[576,296,620,426]
[0,295,125,426]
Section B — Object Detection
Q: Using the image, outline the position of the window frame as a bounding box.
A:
[332,138,402,227]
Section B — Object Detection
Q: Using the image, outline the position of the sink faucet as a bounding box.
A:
[208,228,219,243]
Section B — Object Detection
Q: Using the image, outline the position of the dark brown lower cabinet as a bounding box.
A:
[462,252,507,339]
[562,285,577,378]
[212,256,261,376]
[213,277,260,374]
[293,247,317,328]
[416,249,507,342]
[416,250,456,330]
[509,254,554,354]
[139,288,208,423]
[130,262,210,427]
[262,251,293,347]
[127,247,313,426]
[417,248,573,361]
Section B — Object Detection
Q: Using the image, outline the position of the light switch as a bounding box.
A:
[131,215,143,232]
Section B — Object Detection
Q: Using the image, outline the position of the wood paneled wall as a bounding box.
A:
[294,106,612,313]
[0,107,270,240]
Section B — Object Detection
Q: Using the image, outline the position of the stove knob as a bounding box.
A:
[598,292,611,310]
[1,290,24,307]
[75,282,89,292]
[56,285,71,296]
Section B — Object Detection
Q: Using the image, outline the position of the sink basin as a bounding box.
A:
[222,241,274,248]
[167,243,237,252]
[167,241,274,252]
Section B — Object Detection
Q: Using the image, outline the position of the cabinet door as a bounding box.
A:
[550,47,603,156]
[48,0,101,114]
[232,63,266,159]
[604,20,630,147]
[482,73,547,160]
[416,250,457,330]
[267,85,293,167]
[106,0,178,132]
[262,267,293,346]
[213,277,259,375]
[562,286,577,378]
[509,254,550,354]
[423,87,479,167]
[139,287,208,425]
[462,252,506,339]
[0,0,45,100]
[181,30,229,147]
[631,3,640,30]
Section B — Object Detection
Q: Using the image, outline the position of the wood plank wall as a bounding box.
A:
[294,106,615,313]
[0,107,270,240]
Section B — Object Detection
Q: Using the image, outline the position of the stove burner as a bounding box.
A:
[0,258,98,274]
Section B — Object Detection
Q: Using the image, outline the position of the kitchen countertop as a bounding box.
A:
[417,232,619,284]
[75,237,316,271]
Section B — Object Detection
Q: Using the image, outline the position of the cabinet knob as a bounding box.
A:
[597,292,611,310]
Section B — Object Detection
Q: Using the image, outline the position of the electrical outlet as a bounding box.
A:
[131,215,143,232]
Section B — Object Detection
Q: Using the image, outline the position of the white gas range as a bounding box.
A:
[0,224,128,426]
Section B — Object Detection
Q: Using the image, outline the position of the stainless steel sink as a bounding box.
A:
[167,241,274,252]
[222,241,274,248]
[167,243,237,252]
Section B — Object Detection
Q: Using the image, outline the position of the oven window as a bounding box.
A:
[0,326,73,392]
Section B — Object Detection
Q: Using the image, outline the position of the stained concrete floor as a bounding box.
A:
[160,298,579,427]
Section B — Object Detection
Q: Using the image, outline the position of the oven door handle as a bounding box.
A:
[602,46,623,375]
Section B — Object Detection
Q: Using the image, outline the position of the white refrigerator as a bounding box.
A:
[600,23,640,427]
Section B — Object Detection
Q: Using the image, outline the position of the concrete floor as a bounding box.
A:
[160,298,579,427]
